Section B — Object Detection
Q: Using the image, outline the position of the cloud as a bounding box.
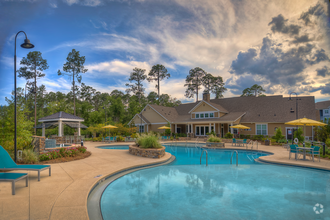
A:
[299,2,324,25]
[268,14,301,36]
[292,34,313,44]
[86,60,151,76]
[61,0,101,6]
[316,66,330,77]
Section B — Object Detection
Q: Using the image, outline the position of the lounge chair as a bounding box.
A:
[232,138,236,146]
[307,146,321,162]
[0,173,28,195]
[0,146,51,181]
[243,139,247,147]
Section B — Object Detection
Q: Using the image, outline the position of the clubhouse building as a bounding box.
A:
[128,93,317,140]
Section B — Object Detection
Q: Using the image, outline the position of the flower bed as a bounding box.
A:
[39,146,90,163]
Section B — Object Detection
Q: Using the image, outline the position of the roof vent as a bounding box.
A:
[258,114,260,116]
[290,108,294,113]
[274,114,276,116]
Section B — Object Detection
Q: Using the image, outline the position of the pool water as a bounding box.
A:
[100,146,330,220]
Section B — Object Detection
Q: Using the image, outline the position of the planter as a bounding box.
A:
[206,142,225,148]
[129,145,165,159]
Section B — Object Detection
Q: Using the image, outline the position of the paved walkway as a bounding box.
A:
[0,141,329,220]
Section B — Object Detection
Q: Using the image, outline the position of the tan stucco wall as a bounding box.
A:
[268,123,313,137]
[214,112,219,117]
[220,112,226,117]
[239,123,256,135]
[234,117,241,124]
[142,106,167,123]
[192,103,216,112]
[132,115,144,125]
[192,114,195,119]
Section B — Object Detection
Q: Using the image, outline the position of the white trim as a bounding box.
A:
[188,100,225,113]
[193,112,215,120]
[233,112,246,123]
[255,123,268,135]
[127,114,147,125]
[150,122,168,125]
[38,118,84,122]
[194,110,216,113]
[142,104,171,123]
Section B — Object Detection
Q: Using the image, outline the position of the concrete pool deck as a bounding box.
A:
[0,141,329,220]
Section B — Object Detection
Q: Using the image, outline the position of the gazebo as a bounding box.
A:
[37,111,87,137]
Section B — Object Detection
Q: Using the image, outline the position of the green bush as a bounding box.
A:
[206,131,216,136]
[325,138,330,148]
[252,135,264,141]
[274,128,285,142]
[224,132,233,139]
[92,137,102,142]
[21,149,39,164]
[135,133,162,149]
[116,136,125,142]
[278,139,287,143]
[207,135,221,142]
[294,128,304,143]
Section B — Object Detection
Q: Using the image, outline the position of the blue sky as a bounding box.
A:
[1,0,330,106]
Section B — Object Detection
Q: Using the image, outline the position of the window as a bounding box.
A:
[139,125,144,133]
[200,113,204,118]
[193,112,215,119]
[325,109,329,114]
[196,127,200,135]
[205,113,209,118]
[210,113,214,118]
[195,114,199,118]
[256,124,267,135]
[205,126,209,134]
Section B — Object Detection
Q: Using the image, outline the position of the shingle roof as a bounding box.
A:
[148,104,178,122]
[139,114,150,124]
[315,100,330,110]
[39,111,84,121]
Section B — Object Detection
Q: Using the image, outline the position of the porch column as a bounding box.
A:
[175,124,177,133]
[218,123,220,136]
[78,122,81,136]
[231,122,233,134]
[42,123,45,137]
[209,123,211,133]
[191,124,194,134]
[58,120,62,137]
[147,124,149,132]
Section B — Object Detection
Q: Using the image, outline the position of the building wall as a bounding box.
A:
[240,123,256,135]
[142,106,167,123]
[220,112,226,117]
[132,116,144,125]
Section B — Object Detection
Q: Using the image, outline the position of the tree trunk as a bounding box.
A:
[34,67,37,135]
[158,70,160,99]
[196,76,199,102]
[73,71,76,116]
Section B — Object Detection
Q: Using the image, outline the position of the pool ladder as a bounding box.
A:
[230,150,238,166]
[200,149,208,166]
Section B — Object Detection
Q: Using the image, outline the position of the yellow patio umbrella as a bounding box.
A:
[231,124,250,138]
[158,126,171,136]
[102,125,118,142]
[285,118,326,142]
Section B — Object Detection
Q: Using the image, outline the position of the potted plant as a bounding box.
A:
[207,135,224,148]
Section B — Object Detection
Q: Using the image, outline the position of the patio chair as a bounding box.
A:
[289,145,301,160]
[0,173,28,195]
[232,138,236,146]
[307,146,321,162]
[243,139,247,147]
[0,146,51,181]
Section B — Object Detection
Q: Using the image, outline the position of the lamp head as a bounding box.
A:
[21,38,34,49]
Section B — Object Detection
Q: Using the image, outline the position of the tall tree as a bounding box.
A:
[212,76,227,99]
[58,49,88,115]
[184,67,206,102]
[147,64,170,99]
[17,51,49,134]
[241,84,266,97]
[125,67,147,103]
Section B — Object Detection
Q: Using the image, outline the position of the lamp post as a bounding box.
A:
[288,92,300,144]
[14,31,34,162]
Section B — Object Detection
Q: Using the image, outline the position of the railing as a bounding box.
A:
[200,149,208,166]
[230,150,238,166]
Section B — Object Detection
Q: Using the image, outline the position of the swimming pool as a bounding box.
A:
[98,146,330,219]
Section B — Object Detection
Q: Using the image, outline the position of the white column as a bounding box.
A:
[218,123,220,136]
[78,122,81,136]
[58,120,62,137]
[175,124,177,133]
[42,123,45,137]
[209,123,211,133]
[231,122,233,134]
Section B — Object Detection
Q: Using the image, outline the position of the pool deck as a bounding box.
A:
[0,141,329,220]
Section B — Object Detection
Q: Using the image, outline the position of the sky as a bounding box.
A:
[0,0,330,106]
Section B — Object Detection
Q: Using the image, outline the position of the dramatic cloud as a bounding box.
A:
[316,66,330,77]
[268,14,301,36]
[299,2,324,25]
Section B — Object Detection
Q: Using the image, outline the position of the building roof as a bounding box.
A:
[38,111,84,122]
[143,95,317,124]
[315,100,330,110]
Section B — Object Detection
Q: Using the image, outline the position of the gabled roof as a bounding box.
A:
[188,100,228,113]
[39,111,84,122]
[147,104,177,122]
[128,114,150,125]
[315,100,330,110]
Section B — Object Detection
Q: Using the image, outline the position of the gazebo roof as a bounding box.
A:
[38,111,84,122]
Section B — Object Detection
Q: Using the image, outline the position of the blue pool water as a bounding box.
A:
[100,146,330,220]
[100,145,130,150]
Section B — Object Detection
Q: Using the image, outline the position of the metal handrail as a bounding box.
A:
[254,141,258,149]
[246,141,253,149]
[200,149,208,166]
[230,150,238,166]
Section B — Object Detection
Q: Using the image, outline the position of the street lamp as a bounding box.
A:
[14,31,34,162]
[288,92,300,143]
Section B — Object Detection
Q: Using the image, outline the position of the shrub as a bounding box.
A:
[224,132,233,139]
[116,136,125,142]
[206,131,216,136]
[278,139,287,143]
[77,146,87,153]
[325,138,330,148]
[207,135,221,142]
[39,153,52,161]
[294,128,304,143]
[131,133,138,138]
[274,128,285,142]
[92,137,102,142]
[21,149,39,164]
[135,133,162,149]
[252,135,264,141]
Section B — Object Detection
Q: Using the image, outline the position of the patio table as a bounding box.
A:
[236,139,244,147]
[296,147,312,161]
